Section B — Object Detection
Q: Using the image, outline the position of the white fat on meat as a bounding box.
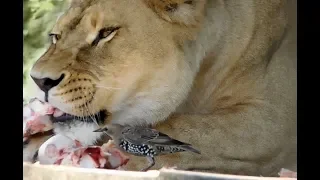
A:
[38,134,77,165]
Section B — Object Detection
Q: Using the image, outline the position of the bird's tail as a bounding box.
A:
[180,145,201,154]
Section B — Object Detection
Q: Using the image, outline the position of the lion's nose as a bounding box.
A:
[31,74,65,93]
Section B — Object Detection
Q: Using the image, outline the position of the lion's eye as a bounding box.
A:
[91,27,120,46]
[49,33,60,44]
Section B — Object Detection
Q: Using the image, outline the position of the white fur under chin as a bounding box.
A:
[53,121,103,146]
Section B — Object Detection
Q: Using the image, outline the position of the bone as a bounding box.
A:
[23,99,54,137]
[38,135,130,169]
[23,98,129,170]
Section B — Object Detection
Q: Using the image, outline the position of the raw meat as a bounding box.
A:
[23,99,54,137]
[23,98,130,170]
[38,134,130,169]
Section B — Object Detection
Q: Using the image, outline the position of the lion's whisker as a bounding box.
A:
[81,88,99,126]
[88,92,100,125]
[79,88,96,124]
[85,98,98,125]
[87,88,101,123]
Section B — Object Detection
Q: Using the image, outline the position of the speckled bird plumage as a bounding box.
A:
[94,124,201,171]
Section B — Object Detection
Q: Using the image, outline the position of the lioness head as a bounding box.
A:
[30,0,206,125]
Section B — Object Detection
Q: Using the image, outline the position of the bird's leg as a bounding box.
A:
[140,156,155,172]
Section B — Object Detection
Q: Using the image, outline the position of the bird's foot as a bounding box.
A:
[140,156,155,172]
[140,166,151,172]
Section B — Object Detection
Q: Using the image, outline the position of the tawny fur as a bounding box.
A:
[24,135,52,162]
[29,0,296,176]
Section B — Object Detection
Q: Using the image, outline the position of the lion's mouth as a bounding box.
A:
[51,108,108,123]
[24,98,108,124]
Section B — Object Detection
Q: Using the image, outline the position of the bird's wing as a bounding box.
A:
[122,127,190,146]
[122,127,159,144]
[148,132,190,146]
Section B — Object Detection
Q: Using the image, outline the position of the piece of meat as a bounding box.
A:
[63,146,109,168]
[23,99,54,137]
[38,134,78,165]
[23,116,53,137]
[28,98,55,115]
[38,135,130,169]
[68,142,130,169]
[101,140,130,168]
[24,98,130,170]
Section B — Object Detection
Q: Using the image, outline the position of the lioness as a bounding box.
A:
[27,0,297,176]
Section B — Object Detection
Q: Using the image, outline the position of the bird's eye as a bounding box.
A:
[91,27,120,46]
[49,33,60,44]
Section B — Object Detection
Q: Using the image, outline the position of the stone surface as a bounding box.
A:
[23,163,296,180]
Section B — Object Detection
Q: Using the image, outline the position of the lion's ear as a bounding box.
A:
[145,0,207,26]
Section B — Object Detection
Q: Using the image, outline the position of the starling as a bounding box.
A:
[93,124,201,171]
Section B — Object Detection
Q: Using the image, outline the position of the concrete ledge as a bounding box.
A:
[23,163,296,180]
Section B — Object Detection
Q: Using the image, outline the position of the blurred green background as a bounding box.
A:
[23,0,68,103]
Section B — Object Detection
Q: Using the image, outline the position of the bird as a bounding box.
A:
[93,124,201,171]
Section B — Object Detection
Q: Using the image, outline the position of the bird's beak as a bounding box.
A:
[93,128,106,132]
